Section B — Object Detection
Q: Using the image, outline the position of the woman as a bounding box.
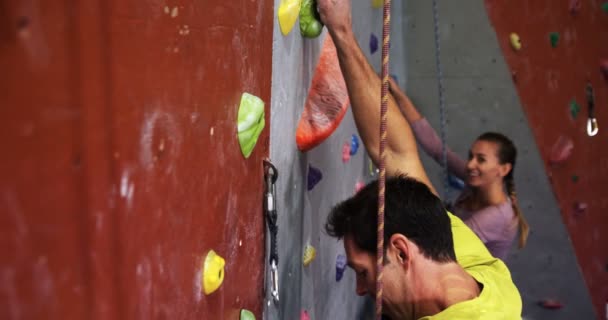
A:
[387,77,529,260]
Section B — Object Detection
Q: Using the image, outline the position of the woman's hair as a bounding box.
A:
[477,132,529,248]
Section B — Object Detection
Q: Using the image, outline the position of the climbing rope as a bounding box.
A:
[431,0,450,200]
[377,0,391,318]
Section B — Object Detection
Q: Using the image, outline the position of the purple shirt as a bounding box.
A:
[410,118,518,260]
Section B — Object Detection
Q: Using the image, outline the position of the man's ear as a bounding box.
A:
[389,234,410,266]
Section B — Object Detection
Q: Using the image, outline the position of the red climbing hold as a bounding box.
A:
[538,299,564,309]
[573,201,588,215]
[600,59,608,81]
[549,135,573,165]
[569,0,581,15]
[296,35,350,152]
[300,310,310,320]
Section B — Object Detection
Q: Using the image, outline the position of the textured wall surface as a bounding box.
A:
[267,1,407,319]
[0,0,272,319]
[484,1,608,317]
[402,0,596,319]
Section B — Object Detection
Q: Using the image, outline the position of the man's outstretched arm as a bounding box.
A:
[317,0,436,195]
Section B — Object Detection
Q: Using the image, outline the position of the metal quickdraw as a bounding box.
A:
[263,159,280,304]
[586,83,598,137]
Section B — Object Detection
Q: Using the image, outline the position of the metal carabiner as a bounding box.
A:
[586,83,599,137]
[270,260,279,303]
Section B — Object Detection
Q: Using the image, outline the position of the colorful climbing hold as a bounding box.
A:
[370,33,378,54]
[391,74,399,85]
[240,309,256,320]
[342,142,351,163]
[296,36,350,151]
[602,1,608,13]
[278,0,302,36]
[509,33,522,51]
[350,134,360,155]
[300,0,323,38]
[372,0,383,9]
[237,93,265,159]
[336,254,347,281]
[538,299,564,309]
[549,32,560,48]
[301,310,310,320]
[569,0,581,14]
[549,136,573,165]
[569,99,581,119]
[448,175,465,190]
[307,165,323,191]
[571,175,579,183]
[202,250,225,295]
[573,201,588,215]
[355,180,365,193]
[600,59,608,80]
[303,245,316,267]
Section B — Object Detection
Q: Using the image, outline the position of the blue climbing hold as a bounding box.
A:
[336,254,347,281]
[307,165,323,191]
[390,74,399,85]
[350,134,360,155]
[369,33,378,54]
[448,175,465,190]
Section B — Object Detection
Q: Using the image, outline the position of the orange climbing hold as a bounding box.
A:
[296,35,350,152]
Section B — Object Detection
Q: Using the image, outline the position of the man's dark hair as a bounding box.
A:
[325,175,456,262]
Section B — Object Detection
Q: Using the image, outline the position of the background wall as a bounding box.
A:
[403,0,598,319]
[1,0,272,319]
[267,1,407,319]
[485,1,608,317]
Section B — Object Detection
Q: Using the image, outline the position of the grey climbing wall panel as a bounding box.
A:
[402,0,595,319]
[267,1,407,319]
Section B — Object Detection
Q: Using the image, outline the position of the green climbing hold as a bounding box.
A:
[300,0,324,38]
[240,309,256,320]
[602,2,608,13]
[549,32,560,48]
[571,175,579,183]
[237,93,265,158]
[569,99,580,119]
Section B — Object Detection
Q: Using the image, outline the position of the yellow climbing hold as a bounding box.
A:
[509,33,522,51]
[303,245,316,267]
[203,250,225,295]
[372,0,383,9]
[278,0,302,36]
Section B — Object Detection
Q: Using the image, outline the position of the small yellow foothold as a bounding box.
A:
[303,245,316,267]
[372,0,383,8]
[278,0,302,36]
[509,33,522,51]
[202,250,225,295]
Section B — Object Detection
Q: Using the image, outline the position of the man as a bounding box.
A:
[317,0,522,318]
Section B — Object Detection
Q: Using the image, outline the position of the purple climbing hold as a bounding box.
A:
[370,33,378,54]
[350,134,360,155]
[336,254,347,281]
[448,175,465,190]
[307,165,323,191]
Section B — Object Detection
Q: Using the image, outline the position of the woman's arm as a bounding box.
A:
[388,78,468,181]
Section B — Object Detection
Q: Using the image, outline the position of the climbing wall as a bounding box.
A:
[484,0,608,317]
[267,1,407,319]
[1,0,272,319]
[402,0,596,319]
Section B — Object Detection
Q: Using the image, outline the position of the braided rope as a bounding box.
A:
[431,0,450,200]
[376,0,391,318]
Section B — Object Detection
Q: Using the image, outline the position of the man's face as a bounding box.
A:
[344,235,413,317]
[344,235,376,296]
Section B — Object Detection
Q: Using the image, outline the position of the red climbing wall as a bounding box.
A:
[0,0,272,319]
[485,0,608,316]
